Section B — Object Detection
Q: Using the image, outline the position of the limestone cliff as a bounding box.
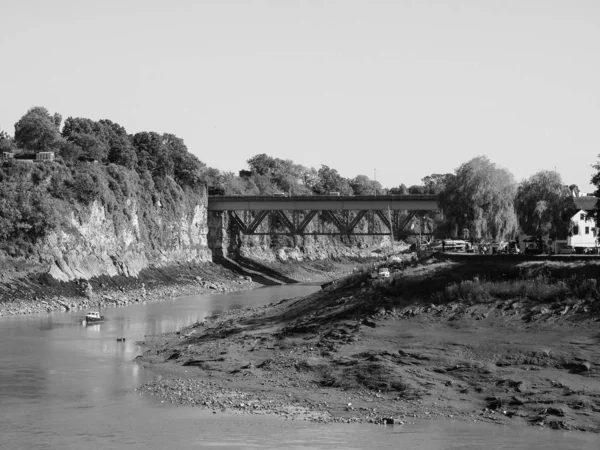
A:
[0,160,211,283]
[43,197,210,281]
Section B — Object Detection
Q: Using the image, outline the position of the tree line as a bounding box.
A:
[1,106,594,247]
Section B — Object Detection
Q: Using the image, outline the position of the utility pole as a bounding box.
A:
[388,206,394,254]
[374,168,377,196]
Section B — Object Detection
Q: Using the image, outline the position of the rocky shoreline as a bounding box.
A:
[0,262,257,317]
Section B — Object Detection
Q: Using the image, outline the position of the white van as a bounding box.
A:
[378,268,390,278]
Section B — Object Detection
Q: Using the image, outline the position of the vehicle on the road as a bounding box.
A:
[495,241,520,254]
[378,268,390,278]
[524,243,543,255]
[559,245,576,255]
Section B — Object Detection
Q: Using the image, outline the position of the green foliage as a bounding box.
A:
[1,105,210,258]
[515,171,576,240]
[73,164,109,204]
[315,165,352,195]
[389,183,409,194]
[163,133,205,188]
[0,163,66,255]
[433,274,600,304]
[589,157,600,224]
[349,174,381,195]
[439,156,518,241]
[0,129,17,153]
[14,106,64,152]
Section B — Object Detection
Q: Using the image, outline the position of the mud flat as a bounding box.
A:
[137,255,600,432]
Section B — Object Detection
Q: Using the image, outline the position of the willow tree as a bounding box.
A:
[515,171,576,240]
[439,156,518,241]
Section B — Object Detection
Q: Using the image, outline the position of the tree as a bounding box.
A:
[349,174,381,195]
[440,156,518,240]
[421,173,453,194]
[14,106,63,152]
[0,129,17,153]
[247,154,278,176]
[516,171,577,240]
[314,165,352,195]
[131,131,173,178]
[389,184,409,195]
[100,120,137,169]
[162,133,205,188]
[591,157,600,224]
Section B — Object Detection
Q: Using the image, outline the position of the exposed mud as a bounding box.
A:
[137,255,600,432]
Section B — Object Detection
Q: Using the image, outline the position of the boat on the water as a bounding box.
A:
[84,311,105,323]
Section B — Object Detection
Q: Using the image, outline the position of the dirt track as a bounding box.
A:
[136,255,600,432]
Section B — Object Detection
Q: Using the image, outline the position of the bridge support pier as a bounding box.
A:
[207,211,229,259]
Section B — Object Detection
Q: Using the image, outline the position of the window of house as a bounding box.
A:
[573,226,579,235]
[580,213,586,221]
[586,226,590,234]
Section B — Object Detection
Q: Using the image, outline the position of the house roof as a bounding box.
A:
[574,196,597,211]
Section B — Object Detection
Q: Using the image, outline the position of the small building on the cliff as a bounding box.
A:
[36,152,55,162]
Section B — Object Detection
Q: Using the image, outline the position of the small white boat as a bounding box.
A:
[85,311,105,323]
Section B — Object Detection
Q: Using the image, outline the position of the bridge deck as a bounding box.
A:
[207,194,438,211]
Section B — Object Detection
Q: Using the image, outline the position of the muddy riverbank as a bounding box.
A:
[137,255,600,432]
[0,257,365,317]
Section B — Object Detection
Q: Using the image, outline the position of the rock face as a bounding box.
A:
[42,196,210,282]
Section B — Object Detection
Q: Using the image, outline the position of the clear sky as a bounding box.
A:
[1,0,599,192]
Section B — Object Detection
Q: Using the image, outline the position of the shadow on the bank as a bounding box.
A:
[215,256,298,286]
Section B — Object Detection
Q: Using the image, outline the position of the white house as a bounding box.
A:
[518,192,598,253]
[567,196,598,250]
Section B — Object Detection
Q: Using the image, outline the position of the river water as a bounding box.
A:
[0,284,597,449]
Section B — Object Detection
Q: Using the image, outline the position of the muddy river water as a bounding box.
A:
[0,284,597,449]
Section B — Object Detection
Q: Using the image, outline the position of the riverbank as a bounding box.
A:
[0,257,364,317]
[0,262,257,316]
[137,255,600,432]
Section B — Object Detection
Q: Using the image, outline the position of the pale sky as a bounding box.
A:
[1,0,599,192]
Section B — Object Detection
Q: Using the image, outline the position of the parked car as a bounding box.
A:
[378,268,390,278]
[524,243,542,255]
[560,245,576,254]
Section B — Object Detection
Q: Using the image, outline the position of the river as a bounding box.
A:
[0,284,597,449]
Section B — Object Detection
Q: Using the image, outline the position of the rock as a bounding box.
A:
[543,407,565,417]
[362,319,376,328]
[510,396,525,406]
[486,396,503,410]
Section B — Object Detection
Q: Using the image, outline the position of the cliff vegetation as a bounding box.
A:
[0,107,209,281]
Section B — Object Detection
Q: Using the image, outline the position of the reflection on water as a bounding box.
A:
[0,284,598,449]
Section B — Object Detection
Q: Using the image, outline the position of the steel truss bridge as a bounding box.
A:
[207,194,439,236]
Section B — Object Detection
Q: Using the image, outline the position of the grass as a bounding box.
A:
[433,275,600,304]
[364,255,600,306]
